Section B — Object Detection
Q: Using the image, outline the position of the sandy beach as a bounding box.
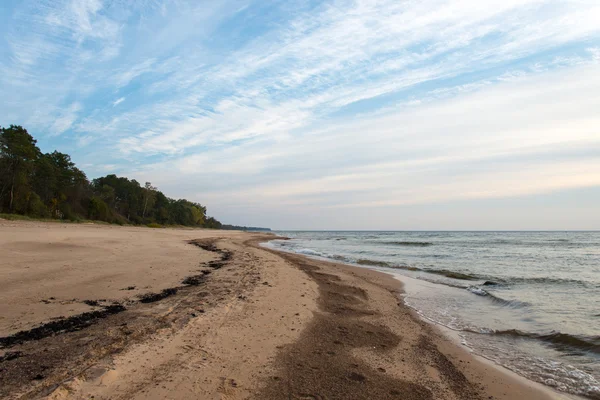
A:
[0,221,574,399]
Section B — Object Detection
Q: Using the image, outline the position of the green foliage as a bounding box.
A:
[60,203,80,221]
[26,192,48,217]
[88,196,111,221]
[204,217,222,229]
[0,125,41,212]
[0,213,37,221]
[221,224,271,231]
[0,124,224,228]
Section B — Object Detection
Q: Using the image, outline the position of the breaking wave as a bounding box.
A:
[466,286,529,308]
[482,329,600,355]
[356,258,391,267]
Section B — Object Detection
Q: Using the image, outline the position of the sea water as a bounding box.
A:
[264,231,600,399]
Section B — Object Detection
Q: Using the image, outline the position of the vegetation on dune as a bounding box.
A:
[0,125,223,228]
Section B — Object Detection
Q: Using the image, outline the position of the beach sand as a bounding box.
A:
[0,221,574,399]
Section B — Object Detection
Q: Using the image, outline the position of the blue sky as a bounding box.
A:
[1,0,599,229]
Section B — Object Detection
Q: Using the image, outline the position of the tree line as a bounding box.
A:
[0,125,223,228]
[221,225,271,231]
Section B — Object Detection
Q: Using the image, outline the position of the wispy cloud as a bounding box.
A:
[112,59,156,89]
[49,102,83,134]
[112,97,125,107]
[125,64,600,228]
[106,0,600,156]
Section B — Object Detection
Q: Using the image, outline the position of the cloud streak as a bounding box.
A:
[112,97,125,107]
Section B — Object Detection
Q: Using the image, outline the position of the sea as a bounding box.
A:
[264,231,600,399]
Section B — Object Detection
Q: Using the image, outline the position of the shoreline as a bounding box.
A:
[260,239,589,400]
[380,274,582,400]
[401,284,580,400]
[0,221,582,399]
[257,241,574,400]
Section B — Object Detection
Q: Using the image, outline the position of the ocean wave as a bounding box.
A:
[482,280,501,286]
[475,275,598,289]
[295,248,324,257]
[467,286,488,296]
[466,286,529,308]
[425,268,479,280]
[331,254,350,262]
[291,248,354,263]
[379,264,480,281]
[387,265,422,272]
[386,241,433,247]
[490,329,600,355]
[425,271,594,288]
[433,239,582,247]
[508,276,597,288]
[282,242,595,289]
[356,259,391,267]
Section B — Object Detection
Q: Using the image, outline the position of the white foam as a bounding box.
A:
[467,286,488,296]
[295,248,323,257]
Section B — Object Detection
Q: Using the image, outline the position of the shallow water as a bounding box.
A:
[265,231,600,399]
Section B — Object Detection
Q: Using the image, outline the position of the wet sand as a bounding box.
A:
[0,221,571,399]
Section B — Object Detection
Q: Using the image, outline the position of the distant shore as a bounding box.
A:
[0,221,572,399]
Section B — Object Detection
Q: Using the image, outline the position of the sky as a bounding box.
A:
[1,0,599,230]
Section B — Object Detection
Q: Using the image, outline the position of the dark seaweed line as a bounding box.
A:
[0,304,126,349]
[182,270,212,286]
[0,240,230,350]
[187,240,232,270]
[137,240,230,303]
[138,288,178,303]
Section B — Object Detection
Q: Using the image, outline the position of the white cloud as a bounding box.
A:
[4,0,600,150]
[45,0,122,46]
[112,59,156,89]
[124,64,600,224]
[113,97,125,107]
[98,0,600,156]
[50,102,83,135]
